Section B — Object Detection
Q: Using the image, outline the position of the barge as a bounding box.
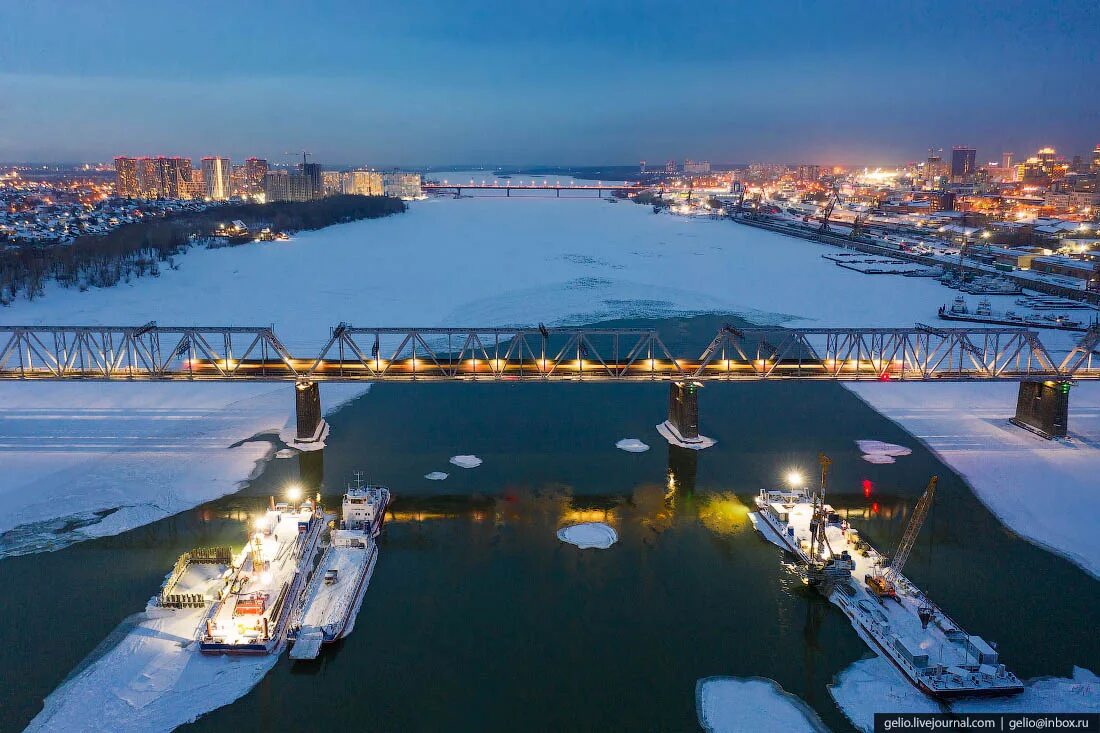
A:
[750,458,1024,699]
[200,496,325,655]
[289,475,390,660]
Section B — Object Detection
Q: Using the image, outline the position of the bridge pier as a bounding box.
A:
[294,379,326,444]
[1010,380,1070,440]
[657,382,716,450]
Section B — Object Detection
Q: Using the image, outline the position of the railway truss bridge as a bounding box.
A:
[3,323,1098,443]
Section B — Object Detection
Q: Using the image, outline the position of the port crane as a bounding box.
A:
[867,475,939,601]
[818,185,841,233]
[807,453,837,586]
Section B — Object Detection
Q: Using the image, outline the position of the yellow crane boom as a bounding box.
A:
[887,475,938,581]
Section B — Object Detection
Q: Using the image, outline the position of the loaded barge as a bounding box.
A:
[289,475,391,660]
[200,496,325,655]
[750,456,1023,699]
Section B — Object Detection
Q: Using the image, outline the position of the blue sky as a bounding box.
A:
[0,0,1096,166]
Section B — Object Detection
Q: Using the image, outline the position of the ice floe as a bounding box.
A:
[424,471,449,480]
[696,676,828,733]
[449,455,483,469]
[616,438,650,453]
[656,420,716,450]
[25,605,278,733]
[829,657,1100,732]
[856,440,913,457]
[556,522,618,549]
[275,448,297,459]
[857,439,912,464]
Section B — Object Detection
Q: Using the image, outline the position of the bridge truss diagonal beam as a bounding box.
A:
[0,323,1090,382]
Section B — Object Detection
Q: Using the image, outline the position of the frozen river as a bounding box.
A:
[1,193,1098,730]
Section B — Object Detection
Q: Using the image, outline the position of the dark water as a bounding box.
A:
[1,315,1097,732]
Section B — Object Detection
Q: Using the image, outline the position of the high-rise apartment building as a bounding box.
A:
[244,158,268,195]
[201,157,231,200]
[264,170,313,202]
[382,171,422,200]
[114,157,140,197]
[683,160,711,174]
[1091,144,1100,173]
[299,162,323,199]
[797,164,820,182]
[950,146,976,181]
[344,170,384,196]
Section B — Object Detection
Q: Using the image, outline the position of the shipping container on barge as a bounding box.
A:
[750,455,1024,699]
[200,496,324,655]
[289,476,390,660]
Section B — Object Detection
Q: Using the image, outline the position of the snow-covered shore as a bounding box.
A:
[848,381,1100,579]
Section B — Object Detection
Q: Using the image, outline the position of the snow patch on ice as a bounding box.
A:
[25,606,278,733]
[424,471,449,481]
[449,455,482,469]
[556,522,618,549]
[829,657,942,730]
[616,438,650,453]
[696,676,828,733]
[830,657,1100,732]
[848,382,1100,579]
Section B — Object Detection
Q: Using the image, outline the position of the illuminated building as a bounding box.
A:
[344,170,384,195]
[1092,144,1100,173]
[683,160,711,174]
[113,157,139,197]
[665,159,676,173]
[382,171,422,200]
[244,158,268,195]
[797,164,820,182]
[201,157,231,200]
[950,146,976,181]
[322,171,343,195]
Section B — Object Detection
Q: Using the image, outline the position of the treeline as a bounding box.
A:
[0,195,406,305]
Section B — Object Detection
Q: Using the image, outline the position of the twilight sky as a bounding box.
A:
[0,0,1097,166]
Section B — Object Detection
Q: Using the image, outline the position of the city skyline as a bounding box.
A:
[1,1,1098,165]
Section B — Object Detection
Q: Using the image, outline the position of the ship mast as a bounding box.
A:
[809,452,833,564]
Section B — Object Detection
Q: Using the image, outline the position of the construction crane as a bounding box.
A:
[867,475,938,601]
[850,209,872,239]
[285,151,312,166]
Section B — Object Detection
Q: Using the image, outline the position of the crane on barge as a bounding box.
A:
[867,475,938,601]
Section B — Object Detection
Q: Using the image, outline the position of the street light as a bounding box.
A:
[786,470,804,488]
[286,484,302,502]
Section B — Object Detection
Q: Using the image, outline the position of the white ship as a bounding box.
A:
[750,456,1024,699]
[289,474,390,659]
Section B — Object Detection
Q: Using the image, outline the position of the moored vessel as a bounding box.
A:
[289,474,390,660]
[750,456,1024,699]
[199,493,324,655]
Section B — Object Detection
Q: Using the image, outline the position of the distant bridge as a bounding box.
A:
[422,182,645,197]
[4,323,1096,441]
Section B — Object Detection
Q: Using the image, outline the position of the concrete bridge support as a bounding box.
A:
[1010,380,1070,439]
[669,382,699,440]
[295,379,324,443]
[657,382,716,450]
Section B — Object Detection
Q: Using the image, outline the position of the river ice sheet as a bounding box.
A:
[696,676,828,733]
[1,196,1097,575]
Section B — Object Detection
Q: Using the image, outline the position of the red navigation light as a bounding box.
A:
[862,479,873,498]
[878,372,891,382]
[871,502,880,514]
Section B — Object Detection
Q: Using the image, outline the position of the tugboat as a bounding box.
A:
[289,474,391,659]
[750,455,1024,699]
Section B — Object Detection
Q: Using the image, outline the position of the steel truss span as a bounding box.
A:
[1,323,1097,383]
